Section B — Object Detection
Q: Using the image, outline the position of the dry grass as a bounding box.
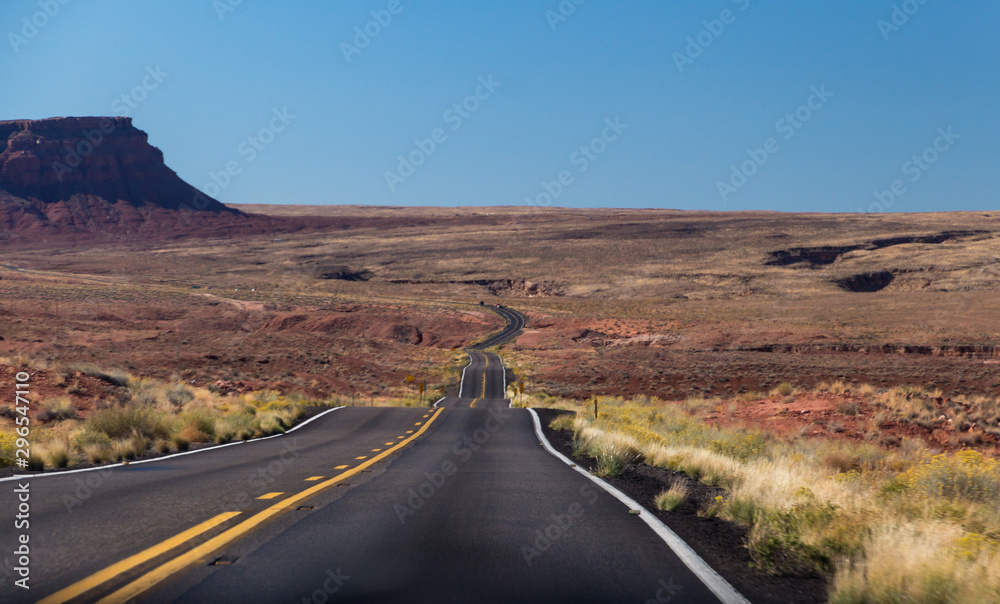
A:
[545,395,1000,601]
[0,365,323,469]
[655,479,689,512]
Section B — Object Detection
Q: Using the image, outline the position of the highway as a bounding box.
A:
[2,307,739,603]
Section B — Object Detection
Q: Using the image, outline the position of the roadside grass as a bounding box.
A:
[0,369,333,470]
[655,479,689,511]
[544,395,1000,603]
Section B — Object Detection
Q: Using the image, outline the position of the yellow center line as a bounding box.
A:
[384,442,395,446]
[406,430,413,434]
[355,456,367,460]
[256,492,285,500]
[470,398,480,408]
[371,449,382,452]
[415,422,422,426]
[334,465,349,470]
[305,476,324,482]
[93,408,446,604]
[397,436,405,439]
[36,512,241,604]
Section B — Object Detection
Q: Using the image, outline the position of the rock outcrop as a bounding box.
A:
[0,116,243,242]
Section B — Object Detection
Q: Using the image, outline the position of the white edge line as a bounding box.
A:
[526,408,750,604]
[458,351,472,398]
[432,397,446,408]
[0,406,347,483]
[501,354,510,407]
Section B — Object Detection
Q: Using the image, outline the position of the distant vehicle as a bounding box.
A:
[478,301,484,305]
[496,304,503,308]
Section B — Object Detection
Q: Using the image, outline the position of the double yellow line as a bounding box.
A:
[469,354,489,407]
[40,408,445,604]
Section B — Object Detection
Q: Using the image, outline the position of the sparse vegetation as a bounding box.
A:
[0,365,323,471]
[37,397,78,422]
[544,395,1000,602]
[655,480,689,511]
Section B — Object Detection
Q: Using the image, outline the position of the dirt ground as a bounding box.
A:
[1,205,997,452]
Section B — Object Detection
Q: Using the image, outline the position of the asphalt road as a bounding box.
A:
[470,305,525,350]
[3,307,731,603]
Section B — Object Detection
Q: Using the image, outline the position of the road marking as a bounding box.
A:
[36,512,241,604]
[415,422,422,426]
[335,465,349,469]
[256,492,284,500]
[397,436,405,439]
[385,442,395,446]
[470,398,480,408]
[0,407,349,485]
[526,408,750,604]
[305,476,324,481]
[406,430,413,433]
[371,449,382,452]
[95,408,445,604]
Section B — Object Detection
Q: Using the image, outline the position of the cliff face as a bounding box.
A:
[0,117,242,241]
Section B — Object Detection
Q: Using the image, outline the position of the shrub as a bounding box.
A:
[41,439,72,468]
[216,413,259,442]
[85,405,172,440]
[709,432,768,461]
[180,410,216,439]
[590,435,641,477]
[837,401,861,416]
[898,451,1000,503]
[655,480,688,511]
[26,452,45,471]
[165,384,194,407]
[179,425,211,444]
[0,432,17,467]
[37,397,78,421]
[549,413,576,432]
[771,382,795,397]
[71,363,130,387]
[70,429,113,452]
[83,443,110,464]
[111,438,137,461]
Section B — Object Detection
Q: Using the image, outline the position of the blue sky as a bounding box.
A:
[1,0,997,211]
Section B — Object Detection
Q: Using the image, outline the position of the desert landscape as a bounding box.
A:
[4,197,999,448]
[1,4,998,599]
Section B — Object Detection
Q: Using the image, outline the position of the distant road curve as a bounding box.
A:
[471,305,526,349]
